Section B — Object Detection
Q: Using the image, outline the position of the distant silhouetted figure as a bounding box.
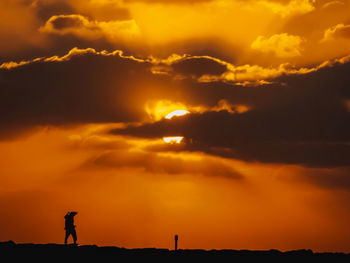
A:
[64,212,78,245]
[174,234,178,251]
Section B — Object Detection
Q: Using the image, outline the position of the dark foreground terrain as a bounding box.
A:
[1,241,350,262]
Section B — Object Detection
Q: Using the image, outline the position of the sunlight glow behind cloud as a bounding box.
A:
[145,100,189,121]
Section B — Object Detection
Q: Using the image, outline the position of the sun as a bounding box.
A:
[165,110,190,119]
[163,110,188,144]
[163,136,184,144]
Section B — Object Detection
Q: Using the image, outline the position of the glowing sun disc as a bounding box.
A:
[163,136,184,144]
[165,110,190,119]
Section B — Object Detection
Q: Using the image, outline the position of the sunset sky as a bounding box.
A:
[1,0,350,252]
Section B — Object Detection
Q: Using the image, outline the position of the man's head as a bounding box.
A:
[66,211,78,216]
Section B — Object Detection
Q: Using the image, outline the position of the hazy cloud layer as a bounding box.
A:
[86,149,242,179]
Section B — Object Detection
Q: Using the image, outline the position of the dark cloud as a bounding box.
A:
[0,49,236,137]
[172,57,227,77]
[112,60,350,167]
[111,111,350,167]
[0,50,151,134]
[2,45,350,168]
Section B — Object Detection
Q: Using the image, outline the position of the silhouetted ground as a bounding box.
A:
[1,241,349,262]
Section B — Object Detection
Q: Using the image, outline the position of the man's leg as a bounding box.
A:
[71,228,77,245]
[64,230,70,245]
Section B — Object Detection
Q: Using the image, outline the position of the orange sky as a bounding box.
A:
[1,0,350,252]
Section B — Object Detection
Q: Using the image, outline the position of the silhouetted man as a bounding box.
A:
[64,211,78,245]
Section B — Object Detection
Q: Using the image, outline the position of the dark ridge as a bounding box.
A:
[0,241,349,262]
